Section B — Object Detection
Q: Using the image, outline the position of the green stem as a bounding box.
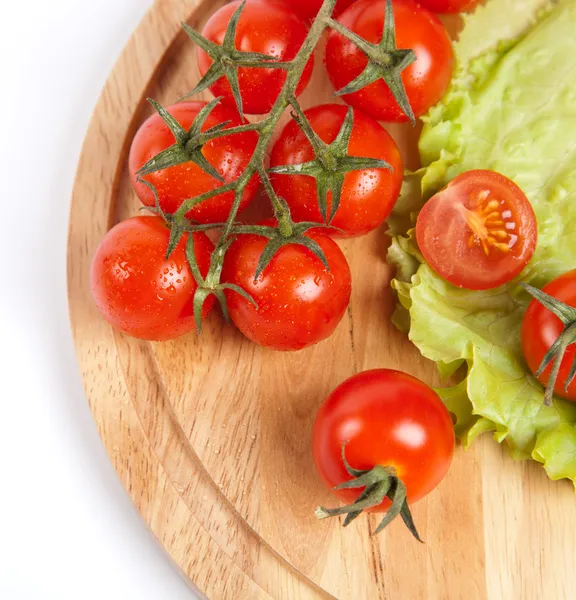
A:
[182,222,225,232]
[205,237,235,288]
[325,17,375,57]
[258,168,293,237]
[174,182,238,220]
[201,121,263,142]
[289,98,333,168]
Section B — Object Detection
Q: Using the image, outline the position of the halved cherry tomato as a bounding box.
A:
[522,271,576,402]
[221,226,352,350]
[90,216,215,341]
[416,170,537,290]
[129,102,259,224]
[325,0,454,122]
[270,104,403,237]
[313,369,454,511]
[198,0,314,115]
[417,0,481,14]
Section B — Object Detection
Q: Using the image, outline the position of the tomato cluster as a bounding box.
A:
[88,0,502,539]
[91,0,457,350]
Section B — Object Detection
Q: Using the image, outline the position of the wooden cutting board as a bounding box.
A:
[67,1,576,598]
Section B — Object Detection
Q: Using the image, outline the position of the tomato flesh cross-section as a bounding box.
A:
[460,189,517,256]
[415,170,537,290]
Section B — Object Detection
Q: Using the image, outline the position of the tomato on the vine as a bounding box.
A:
[522,271,576,403]
[325,0,454,122]
[416,170,537,290]
[221,226,352,351]
[313,370,454,535]
[270,104,403,237]
[90,216,215,341]
[417,0,481,13]
[129,102,259,224]
[277,0,357,21]
[198,0,314,115]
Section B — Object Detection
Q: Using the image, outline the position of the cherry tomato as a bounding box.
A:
[522,271,576,402]
[270,105,403,237]
[313,369,454,510]
[416,170,537,290]
[129,102,259,224]
[276,0,357,21]
[198,0,314,115]
[417,0,481,13]
[90,216,215,341]
[221,227,352,350]
[325,0,454,122]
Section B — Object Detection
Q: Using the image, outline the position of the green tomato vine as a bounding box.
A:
[137,0,415,332]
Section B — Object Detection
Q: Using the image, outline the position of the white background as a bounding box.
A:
[0,1,200,598]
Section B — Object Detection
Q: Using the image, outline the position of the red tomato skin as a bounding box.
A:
[522,270,576,402]
[129,102,259,224]
[90,216,215,341]
[270,104,403,237]
[313,369,454,511]
[276,0,357,21]
[417,0,481,13]
[221,229,352,350]
[197,1,314,115]
[325,0,454,122]
[416,170,538,290]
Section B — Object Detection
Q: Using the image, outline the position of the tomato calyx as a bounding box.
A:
[326,0,417,124]
[269,104,392,223]
[315,444,423,541]
[180,1,284,116]
[233,183,335,280]
[522,283,576,406]
[136,97,230,181]
[136,97,262,183]
[241,221,331,280]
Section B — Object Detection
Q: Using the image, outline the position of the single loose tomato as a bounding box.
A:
[276,0,357,21]
[313,370,454,520]
[522,271,576,403]
[90,216,215,341]
[221,227,352,350]
[417,0,481,13]
[416,170,537,290]
[129,101,259,224]
[270,104,403,237]
[197,0,314,115]
[325,0,454,122]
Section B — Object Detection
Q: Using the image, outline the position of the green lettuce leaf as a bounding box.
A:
[388,0,576,484]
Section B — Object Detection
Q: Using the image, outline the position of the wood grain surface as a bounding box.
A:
[67,1,576,598]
